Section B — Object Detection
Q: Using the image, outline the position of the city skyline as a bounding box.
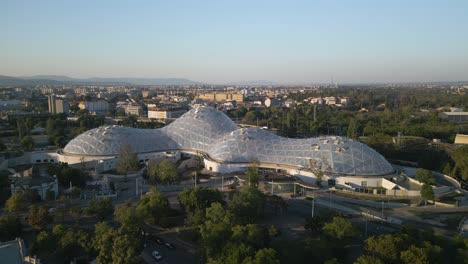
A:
[2,0,468,83]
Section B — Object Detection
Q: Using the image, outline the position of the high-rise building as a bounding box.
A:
[48,95,69,114]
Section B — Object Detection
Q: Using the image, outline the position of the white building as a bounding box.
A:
[79,100,109,114]
[148,107,187,119]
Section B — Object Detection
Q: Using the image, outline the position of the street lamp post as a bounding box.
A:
[381,201,384,224]
[311,196,315,218]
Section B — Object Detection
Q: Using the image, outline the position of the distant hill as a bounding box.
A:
[225,80,281,86]
[0,75,62,86]
[0,75,203,86]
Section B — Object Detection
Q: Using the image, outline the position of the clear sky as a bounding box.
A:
[1,0,468,84]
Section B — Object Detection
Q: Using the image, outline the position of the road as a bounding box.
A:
[140,231,196,264]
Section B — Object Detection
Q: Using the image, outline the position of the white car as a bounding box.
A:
[152,250,162,261]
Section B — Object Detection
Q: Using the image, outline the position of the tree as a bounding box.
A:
[400,245,429,264]
[364,234,408,263]
[266,195,288,215]
[71,186,81,198]
[28,205,52,231]
[354,255,384,264]
[347,118,358,139]
[114,200,140,229]
[453,146,468,180]
[248,248,280,264]
[87,197,114,221]
[246,160,259,187]
[136,187,169,223]
[231,224,270,249]
[415,169,435,184]
[111,231,140,264]
[304,213,332,233]
[322,216,357,240]
[93,222,116,264]
[208,242,254,264]
[420,183,434,203]
[0,215,22,241]
[0,141,6,151]
[229,186,266,224]
[50,163,87,187]
[5,191,28,212]
[116,144,139,175]
[178,187,224,215]
[199,203,234,258]
[21,135,34,150]
[147,160,179,184]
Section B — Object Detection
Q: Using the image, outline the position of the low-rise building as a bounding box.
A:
[197,93,244,102]
[148,107,187,119]
[454,134,468,145]
[0,238,40,264]
[10,174,59,200]
[125,105,143,116]
[264,97,281,108]
[78,100,109,114]
[439,112,468,122]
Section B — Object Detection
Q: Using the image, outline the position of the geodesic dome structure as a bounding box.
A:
[63,106,394,176]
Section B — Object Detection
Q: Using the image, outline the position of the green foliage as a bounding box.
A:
[111,228,141,264]
[34,224,94,261]
[86,197,114,221]
[229,186,266,224]
[21,135,34,150]
[0,215,22,241]
[364,234,409,263]
[400,245,429,264]
[208,242,254,264]
[420,183,435,202]
[116,144,139,175]
[32,231,56,256]
[324,258,340,264]
[5,191,29,212]
[93,222,116,264]
[231,224,270,249]
[199,202,279,263]
[48,163,87,187]
[453,146,468,180]
[322,216,357,240]
[178,187,224,225]
[304,215,329,233]
[0,141,6,151]
[247,248,281,264]
[200,203,234,258]
[347,118,358,139]
[415,168,435,184]
[114,200,140,228]
[246,161,260,187]
[28,205,51,230]
[266,194,288,215]
[354,255,384,264]
[136,187,169,223]
[147,159,179,184]
[0,170,10,188]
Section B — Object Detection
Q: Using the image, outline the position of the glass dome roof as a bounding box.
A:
[64,106,394,176]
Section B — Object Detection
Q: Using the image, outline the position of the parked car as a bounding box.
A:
[165,242,175,249]
[152,250,162,261]
[155,237,165,245]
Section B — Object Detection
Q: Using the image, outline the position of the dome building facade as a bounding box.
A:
[59,106,395,187]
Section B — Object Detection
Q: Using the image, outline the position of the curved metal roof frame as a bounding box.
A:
[63,106,394,176]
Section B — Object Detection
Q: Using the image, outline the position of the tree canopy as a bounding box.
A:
[136,187,169,223]
[116,144,139,175]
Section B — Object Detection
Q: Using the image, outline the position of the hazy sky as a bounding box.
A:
[2,0,468,83]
